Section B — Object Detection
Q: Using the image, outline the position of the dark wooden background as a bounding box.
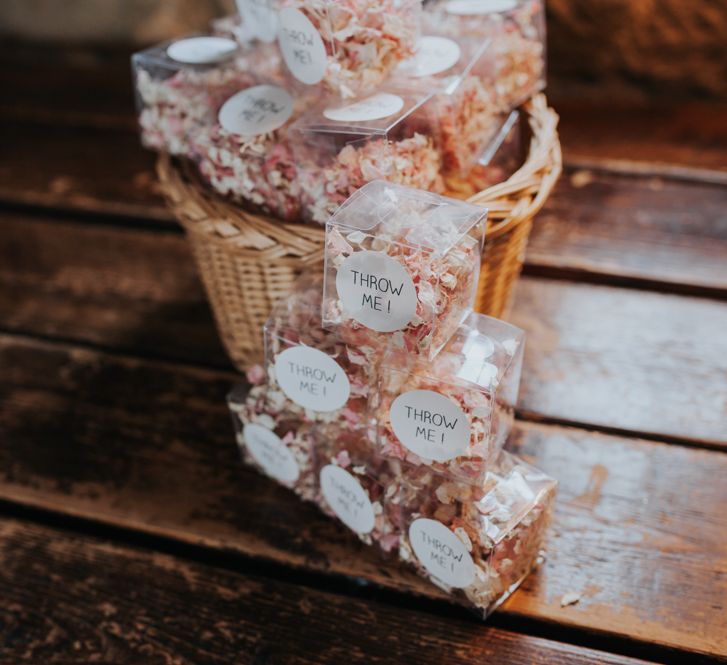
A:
[1,3,727,663]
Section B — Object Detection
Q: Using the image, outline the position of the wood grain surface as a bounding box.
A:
[556,101,727,177]
[527,170,727,294]
[513,278,727,445]
[2,518,657,665]
[0,211,226,365]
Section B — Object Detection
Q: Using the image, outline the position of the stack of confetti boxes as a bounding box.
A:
[228,180,556,618]
[131,0,541,221]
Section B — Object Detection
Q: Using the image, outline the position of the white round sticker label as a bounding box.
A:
[236,0,278,43]
[390,390,470,462]
[323,93,405,122]
[278,7,327,84]
[320,465,375,534]
[274,346,351,412]
[397,36,461,78]
[409,518,476,588]
[243,423,300,484]
[336,251,417,332]
[446,0,518,15]
[218,85,293,136]
[166,37,238,65]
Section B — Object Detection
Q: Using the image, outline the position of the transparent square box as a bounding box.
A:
[227,382,318,501]
[323,180,487,360]
[264,275,374,439]
[394,450,556,618]
[314,432,402,553]
[288,84,444,224]
[186,58,309,221]
[132,34,252,157]
[423,0,546,112]
[372,312,525,484]
[273,0,421,98]
[394,27,525,180]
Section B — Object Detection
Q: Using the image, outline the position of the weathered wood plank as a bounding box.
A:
[0,212,227,365]
[2,212,726,444]
[1,519,652,665]
[0,335,725,657]
[0,125,168,220]
[512,278,727,446]
[526,171,727,294]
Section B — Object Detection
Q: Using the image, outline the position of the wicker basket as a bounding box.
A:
[158,93,561,371]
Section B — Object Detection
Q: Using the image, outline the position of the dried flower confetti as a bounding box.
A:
[227,382,318,501]
[264,274,375,440]
[276,0,421,98]
[373,312,525,485]
[133,39,254,157]
[560,592,581,607]
[315,434,402,552]
[322,181,486,360]
[395,451,557,618]
[290,86,445,225]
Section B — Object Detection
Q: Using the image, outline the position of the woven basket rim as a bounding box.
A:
[157,92,561,251]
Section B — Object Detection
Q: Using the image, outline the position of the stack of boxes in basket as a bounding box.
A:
[132,0,556,619]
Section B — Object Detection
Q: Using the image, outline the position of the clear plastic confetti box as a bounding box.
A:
[132,34,253,156]
[288,85,443,224]
[323,181,487,359]
[274,0,422,98]
[314,433,402,552]
[263,275,374,438]
[187,62,309,221]
[394,32,505,177]
[446,109,523,198]
[394,451,556,618]
[424,0,546,113]
[227,382,318,501]
[372,312,525,484]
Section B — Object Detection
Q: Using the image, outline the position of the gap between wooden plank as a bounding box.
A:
[565,157,727,187]
[521,265,727,303]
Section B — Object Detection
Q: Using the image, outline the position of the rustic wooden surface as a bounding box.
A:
[1,46,726,664]
[0,518,655,665]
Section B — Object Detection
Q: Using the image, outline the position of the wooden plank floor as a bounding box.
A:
[1,46,726,664]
